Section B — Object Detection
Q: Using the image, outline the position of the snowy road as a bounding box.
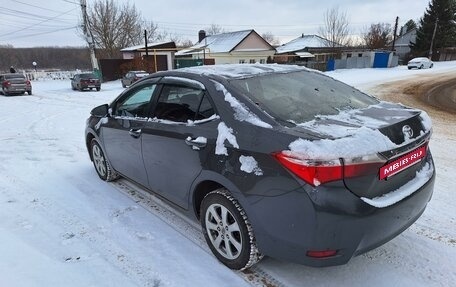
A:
[1,63,455,287]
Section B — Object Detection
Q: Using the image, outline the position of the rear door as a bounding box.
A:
[141,77,218,208]
[101,79,159,186]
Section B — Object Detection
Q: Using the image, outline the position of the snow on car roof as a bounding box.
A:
[178,64,308,79]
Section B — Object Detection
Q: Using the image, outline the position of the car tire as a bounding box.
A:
[419,64,424,69]
[201,189,263,270]
[27,91,32,95]
[96,87,100,91]
[90,139,119,181]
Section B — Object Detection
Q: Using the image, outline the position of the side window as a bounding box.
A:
[114,84,156,118]
[197,94,215,120]
[154,84,215,123]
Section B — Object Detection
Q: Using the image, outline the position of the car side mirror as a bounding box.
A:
[91,104,109,117]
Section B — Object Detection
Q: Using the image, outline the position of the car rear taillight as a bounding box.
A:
[274,152,385,186]
[26,80,31,86]
[2,80,11,87]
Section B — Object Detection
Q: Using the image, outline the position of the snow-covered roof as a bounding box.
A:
[178,63,307,79]
[276,35,336,54]
[120,41,176,52]
[176,30,267,56]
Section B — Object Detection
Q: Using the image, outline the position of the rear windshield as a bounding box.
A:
[230,70,379,123]
[80,73,97,79]
[5,74,25,79]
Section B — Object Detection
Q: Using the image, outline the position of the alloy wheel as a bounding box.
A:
[205,203,242,260]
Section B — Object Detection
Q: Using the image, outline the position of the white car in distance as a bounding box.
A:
[407,57,434,70]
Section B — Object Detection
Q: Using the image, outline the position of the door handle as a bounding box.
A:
[129,128,142,138]
[185,137,207,149]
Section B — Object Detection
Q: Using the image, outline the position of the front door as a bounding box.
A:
[101,81,158,186]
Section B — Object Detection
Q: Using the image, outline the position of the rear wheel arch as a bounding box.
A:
[192,180,224,219]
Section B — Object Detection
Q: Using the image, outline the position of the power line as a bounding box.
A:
[62,0,79,4]
[0,7,78,38]
[10,0,69,13]
[1,26,78,40]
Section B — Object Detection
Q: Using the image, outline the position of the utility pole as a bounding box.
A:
[80,0,99,71]
[144,30,149,57]
[144,29,149,72]
[429,17,439,60]
[391,16,399,51]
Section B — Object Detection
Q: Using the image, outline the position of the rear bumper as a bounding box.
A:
[247,167,435,267]
[81,84,101,89]
[3,86,27,94]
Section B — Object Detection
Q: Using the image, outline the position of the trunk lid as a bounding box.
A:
[292,102,432,198]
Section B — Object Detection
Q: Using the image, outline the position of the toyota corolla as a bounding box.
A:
[85,64,435,270]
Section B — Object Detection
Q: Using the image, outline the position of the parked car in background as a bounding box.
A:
[71,73,101,91]
[121,70,149,88]
[408,57,433,69]
[0,73,32,96]
[85,64,435,270]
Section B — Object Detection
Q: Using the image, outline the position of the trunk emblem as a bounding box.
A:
[402,125,413,141]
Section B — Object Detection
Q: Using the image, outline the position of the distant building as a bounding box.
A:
[120,41,177,71]
[339,50,398,69]
[175,30,275,65]
[389,28,416,63]
[274,34,342,70]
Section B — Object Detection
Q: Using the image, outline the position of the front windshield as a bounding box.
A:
[230,70,379,123]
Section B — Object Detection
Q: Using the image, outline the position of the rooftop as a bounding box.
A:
[276,35,337,54]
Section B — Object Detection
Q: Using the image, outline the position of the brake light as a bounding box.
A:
[26,80,31,85]
[274,151,385,186]
[2,80,11,87]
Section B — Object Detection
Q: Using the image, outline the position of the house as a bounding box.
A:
[274,34,341,70]
[120,41,177,71]
[175,30,275,65]
[389,28,416,63]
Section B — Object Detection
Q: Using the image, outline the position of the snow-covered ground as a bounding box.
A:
[1,62,455,287]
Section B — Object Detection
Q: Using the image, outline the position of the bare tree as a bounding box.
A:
[205,24,226,36]
[261,32,280,46]
[168,34,193,48]
[318,7,351,47]
[143,20,168,43]
[84,0,165,58]
[362,23,393,49]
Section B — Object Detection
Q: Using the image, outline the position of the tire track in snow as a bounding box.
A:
[0,172,160,287]
[110,179,287,287]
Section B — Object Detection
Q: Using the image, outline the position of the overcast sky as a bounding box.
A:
[0,0,431,47]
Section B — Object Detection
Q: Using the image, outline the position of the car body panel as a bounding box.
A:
[85,64,435,267]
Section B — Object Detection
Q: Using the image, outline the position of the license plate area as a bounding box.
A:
[379,146,427,180]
